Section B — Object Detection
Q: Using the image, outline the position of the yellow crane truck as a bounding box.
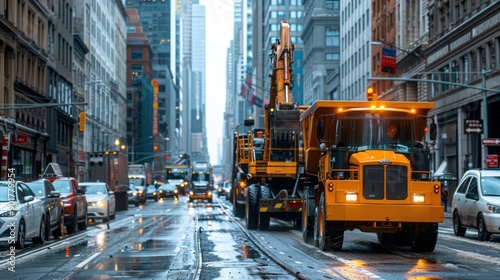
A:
[233,21,309,230]
[300,91,444,252]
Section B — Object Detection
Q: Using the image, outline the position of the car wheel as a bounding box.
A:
[44,214,51,240]
[33,216,46,245]
[103,205,110,222]
[478,213,491,241]
[53,212,64,238]
[453,211,466,237]
[67,212,78,234]
[78,210,88,230]
[15,220,26,249]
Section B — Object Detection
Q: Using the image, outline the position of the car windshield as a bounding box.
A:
[162,185,176,191]
[147,185,156,191]
[481,176,500,196]
[82,184,107,195]
[0,185,11,202]
[52,180,71,194]
[26,182,45,197]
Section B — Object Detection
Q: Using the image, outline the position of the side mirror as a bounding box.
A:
[49,191,61,198]
[24,195,35,202]
[429,123,437,141]
[76,189,85,195]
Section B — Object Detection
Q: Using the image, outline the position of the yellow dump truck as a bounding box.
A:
[300,96,444,252]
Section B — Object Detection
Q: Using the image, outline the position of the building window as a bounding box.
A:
[131,50,143,60]
[325,53,340,61]
[326,27,339,47]
[326,0,340,10]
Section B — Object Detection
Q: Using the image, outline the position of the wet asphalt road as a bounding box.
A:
[2,196,500,279]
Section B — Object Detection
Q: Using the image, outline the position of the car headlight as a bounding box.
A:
[97,200,105,208]
[153,191,157,195]
[487,203,500,213]
[0,210,17,217]
[133,191,138,196]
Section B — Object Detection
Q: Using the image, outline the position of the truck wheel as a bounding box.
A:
[410,223,438,252]
[313,205,320,247]
[302,190,312,242]
[245,184,259,230]
[258,185,271,230]
[318,192,343,251]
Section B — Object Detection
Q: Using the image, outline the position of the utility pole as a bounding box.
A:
[482,68,492,168]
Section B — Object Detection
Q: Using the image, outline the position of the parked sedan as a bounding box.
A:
[0,181,46,248]
[26,179,65,239]
[79,182,116,222]
[158,183,178,199]
[452,169,500,241]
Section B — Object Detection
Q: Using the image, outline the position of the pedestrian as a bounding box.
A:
[441,189,449,212]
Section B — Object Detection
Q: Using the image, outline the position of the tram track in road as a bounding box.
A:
[192,198,312,280]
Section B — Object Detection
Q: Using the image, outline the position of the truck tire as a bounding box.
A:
[318,192,343,251]
[302,190,313,242]
[258,185,271,230]
[410,223,438,252]
[246,184,259,230]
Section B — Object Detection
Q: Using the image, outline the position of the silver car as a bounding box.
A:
[26,179,65,239]
[452,169,500,241]
[79,182,116,222]
[0,181,46,248]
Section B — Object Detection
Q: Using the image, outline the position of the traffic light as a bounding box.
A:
[366,86,377,101]
[78,112,86,132]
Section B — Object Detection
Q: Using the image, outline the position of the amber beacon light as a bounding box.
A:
[366,86,377,101]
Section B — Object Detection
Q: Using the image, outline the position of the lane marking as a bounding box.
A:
[76,252,101,268]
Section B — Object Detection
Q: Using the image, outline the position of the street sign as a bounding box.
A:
[486,155,499,168]
[482,138,500,146]
[464,119,483,134]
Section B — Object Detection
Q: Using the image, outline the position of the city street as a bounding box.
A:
[1,195,500,279]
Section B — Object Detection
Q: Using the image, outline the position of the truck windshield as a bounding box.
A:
[129,178,145,186]
[192,173,209,184]
[167,169,186,180]
[335,113,417,152]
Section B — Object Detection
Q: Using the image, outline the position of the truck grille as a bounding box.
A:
[363,165,407,200]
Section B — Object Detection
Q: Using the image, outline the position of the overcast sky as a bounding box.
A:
[199,0,233,164]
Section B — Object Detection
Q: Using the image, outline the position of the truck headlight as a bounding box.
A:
[412,194,425,203]
[345,192,357,202]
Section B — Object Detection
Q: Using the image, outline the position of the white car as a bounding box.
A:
[79,182,116,222]
[452,169,500,241]
[0,181,46,249]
